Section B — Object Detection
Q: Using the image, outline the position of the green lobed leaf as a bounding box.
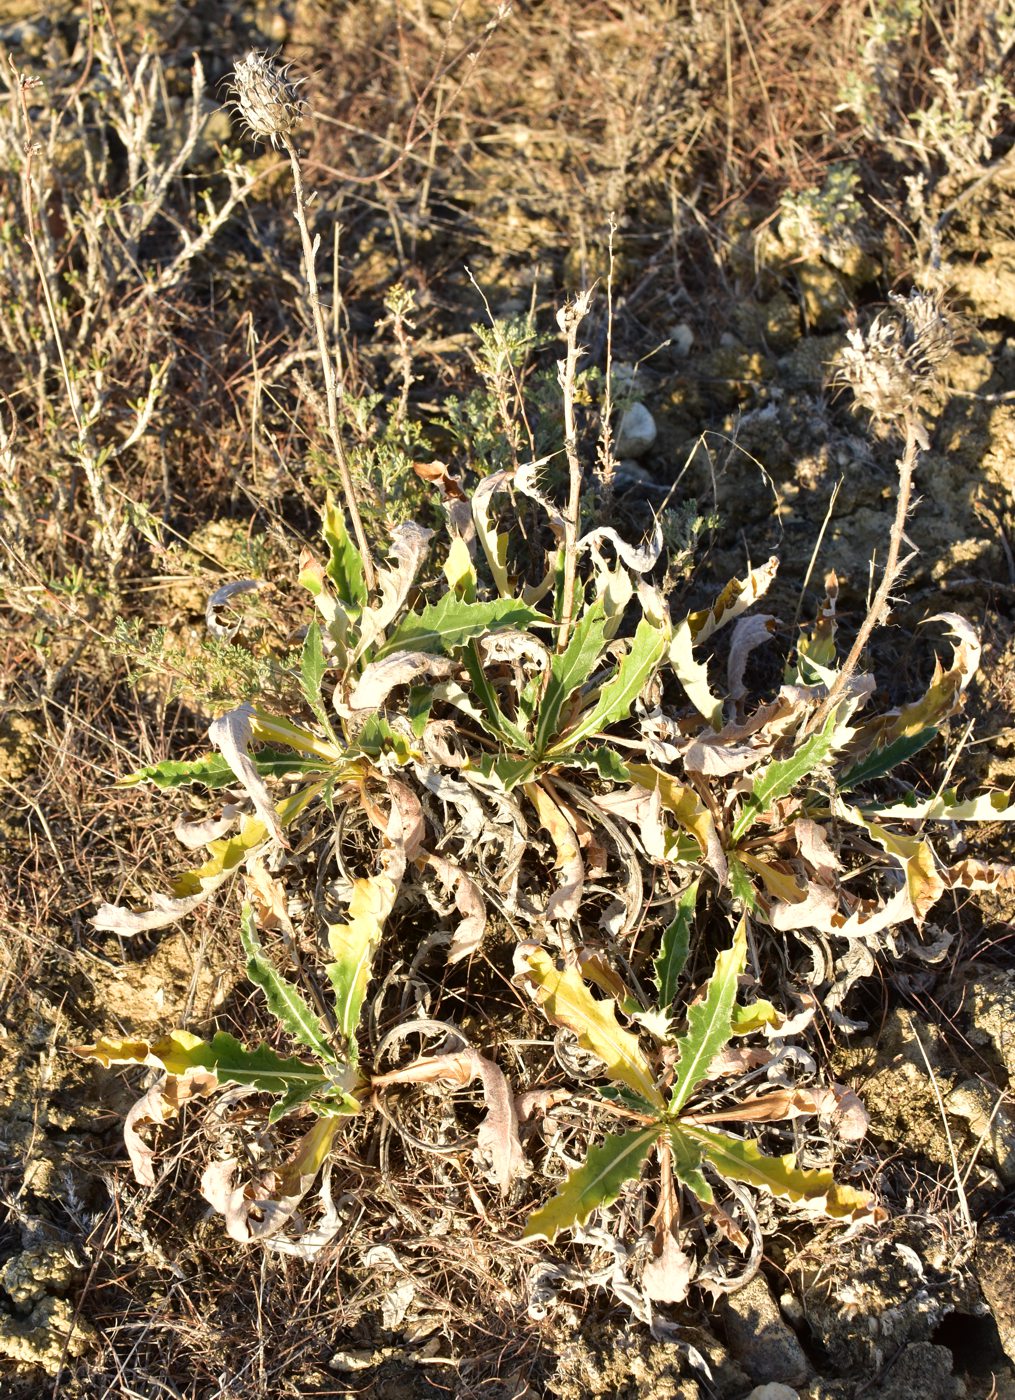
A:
[730,708,842,845]
[240,906,339,1066]
[521,1125,661,1241]
[727,855,759,912]
[667,1124,714,1204]
[655,878,700,1010]
[553,745,631,783]
[322,494,367,612]
[554,617,668,749]
[471,754,538,791]
[380,596,544,658]
[838,727,938,792]
[162,1029,356,1107]
[535,599,609,752]
[325,875,397,1062]
[668,618,722,729]
[118,752,240,790]
[667,919,748,1116]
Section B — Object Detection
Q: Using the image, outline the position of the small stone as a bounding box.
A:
[670,322,694,357]
[615,402,657,458]
[749,1386,800,1400]
[721,1276,814,1387]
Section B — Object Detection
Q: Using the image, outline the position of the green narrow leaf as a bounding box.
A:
[521,1126,661,1241]
[300,622,340,745]
[727,855,759,912]
[667,919,748,1116]
[462,644,532,749]
[553,617,668,749]
[655,878,700,1009]
[667,1124,714,1204]
[240,906,338,1066]
[408,686,433,739]
[380,596,543,658]
[731,708,841,845]
[838,727,938,792]
[323,494,367,612]
[535,599,608,752]
[681,1125,877,1219]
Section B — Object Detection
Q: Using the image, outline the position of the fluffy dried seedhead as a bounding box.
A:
[836,290,956,424]
[228,51,305,148]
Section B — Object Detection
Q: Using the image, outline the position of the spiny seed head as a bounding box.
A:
[228,51,304,148]
[836,290,956,423]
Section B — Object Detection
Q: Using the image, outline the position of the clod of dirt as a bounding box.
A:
[949,241,1015,322]
[873,1342,964,1400]
[0,713,39,784]
[795,1234,979,1380]
[964,972,1015,1084]
[545,1327,706,1400]
[0,1245,94,1374]
[720,1275,813,1388]
[974,1218,1015,1365]
[945,1081,1015,1186]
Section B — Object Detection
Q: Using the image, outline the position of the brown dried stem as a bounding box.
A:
[807,413,922,733]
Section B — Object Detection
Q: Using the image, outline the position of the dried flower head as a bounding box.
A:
[228,51,304,148]
[836,290,956,423]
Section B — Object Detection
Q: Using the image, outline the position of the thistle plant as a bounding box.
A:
[79,287,1015,1275]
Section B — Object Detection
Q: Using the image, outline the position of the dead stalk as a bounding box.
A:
[282,134,377,592]
[557,289,594,651]
[807,413,922,733]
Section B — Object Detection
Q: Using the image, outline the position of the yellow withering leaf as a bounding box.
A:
[680,1126,878,1221]
[841,803,944,922]
[851,614,980,753]
[686,557,780,645]
[514,944,665,1110]
[626,763,725,879]
[524,782,585,922]
[326,873,399,1051]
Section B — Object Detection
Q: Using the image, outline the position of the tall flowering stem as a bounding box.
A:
[806,292,954,734]
[281,133,376,591]
[230,53,376,591]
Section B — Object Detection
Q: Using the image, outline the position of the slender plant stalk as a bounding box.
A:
[282,134,376,592]
[557,290,593,651]
[807,414,921,733]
